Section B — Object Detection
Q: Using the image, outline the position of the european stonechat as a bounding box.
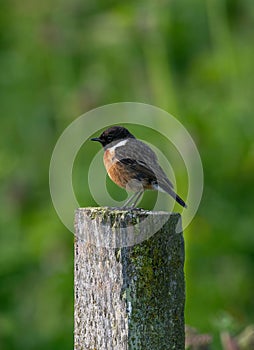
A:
[91,126,187,209]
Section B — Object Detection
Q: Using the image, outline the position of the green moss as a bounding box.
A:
[118,212,185,349]
[86,207,150,229]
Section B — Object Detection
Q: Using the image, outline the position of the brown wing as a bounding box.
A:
[115,139,174,189]
[119,158,157,187]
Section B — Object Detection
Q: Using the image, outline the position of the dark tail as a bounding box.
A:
[159,183,187,208]
[174,192,187,208]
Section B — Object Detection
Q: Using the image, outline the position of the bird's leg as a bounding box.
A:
[121,192,139,208]
[130,190,144,208]
[122,190,144,209]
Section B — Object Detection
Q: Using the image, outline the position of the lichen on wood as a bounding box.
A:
[74,207,185,350]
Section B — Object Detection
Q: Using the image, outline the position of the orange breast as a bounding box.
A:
[103,149,115,172]
[103,149,126,188]
[103,149,154,191]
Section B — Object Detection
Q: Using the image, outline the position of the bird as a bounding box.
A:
[91,126,187,209]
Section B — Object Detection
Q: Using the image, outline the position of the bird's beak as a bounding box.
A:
[90,137,102,142]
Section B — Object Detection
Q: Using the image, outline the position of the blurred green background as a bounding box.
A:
[1,0,254,349]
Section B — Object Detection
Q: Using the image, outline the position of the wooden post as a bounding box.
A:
[74,207,185,350]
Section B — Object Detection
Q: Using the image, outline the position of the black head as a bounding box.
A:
[91,126,135,148]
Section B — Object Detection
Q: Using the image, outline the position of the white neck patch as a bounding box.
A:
[108,139,128,151]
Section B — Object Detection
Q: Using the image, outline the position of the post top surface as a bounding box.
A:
[74,207,182,248]
[76,207,181,218]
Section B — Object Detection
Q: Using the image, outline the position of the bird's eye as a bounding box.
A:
[107,136,113,143]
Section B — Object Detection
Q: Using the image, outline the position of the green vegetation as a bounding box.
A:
[0,0,254,349]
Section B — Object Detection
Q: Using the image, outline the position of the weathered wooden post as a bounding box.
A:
[74,207,185,350]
